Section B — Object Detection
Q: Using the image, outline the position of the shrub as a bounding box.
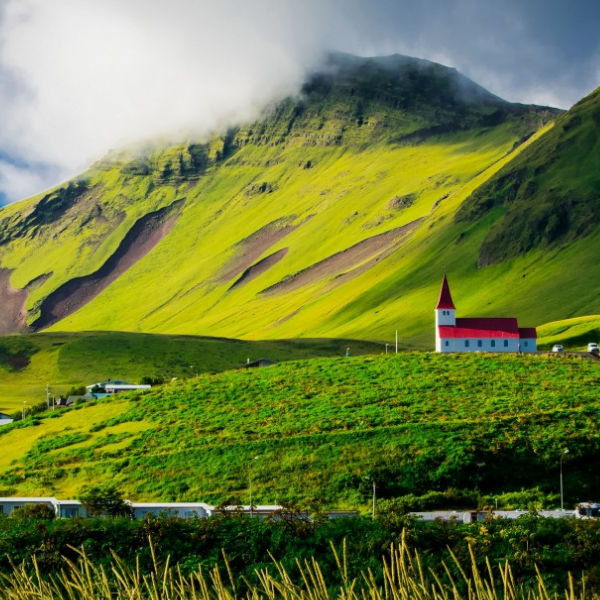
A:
[78,484,133,518]
[10,503,55,520]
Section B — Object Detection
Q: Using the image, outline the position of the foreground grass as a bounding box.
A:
[0,535,591,600]
[0,332,382,412]
[1,352,599,505]
[3,513,600,594]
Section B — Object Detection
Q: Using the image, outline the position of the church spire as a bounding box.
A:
[436,275,455,310]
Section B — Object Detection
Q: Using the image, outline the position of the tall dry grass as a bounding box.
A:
[0,538,586,600]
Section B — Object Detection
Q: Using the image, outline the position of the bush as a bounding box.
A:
[66,385,86,397]
[78,484,133,518]
[141,376,165,386]
[10,503,55,520]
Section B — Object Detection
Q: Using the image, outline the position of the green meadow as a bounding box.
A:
[0,332,382,413]
[1,352,598,507]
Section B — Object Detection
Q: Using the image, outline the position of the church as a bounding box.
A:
[435,275,537,353]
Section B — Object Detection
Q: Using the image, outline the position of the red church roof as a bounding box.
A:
[518,328,538,339]
[438,319,538,339]
[439,318,519,339]
[436,275,455,310]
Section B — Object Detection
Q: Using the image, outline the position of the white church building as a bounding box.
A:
[435,275,537,353]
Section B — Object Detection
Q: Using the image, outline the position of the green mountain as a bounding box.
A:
[457,85,600,266]
[0,53,583,346]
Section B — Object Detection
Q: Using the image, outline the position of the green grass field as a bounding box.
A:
[0,332,382,413]
[1,352,599,507]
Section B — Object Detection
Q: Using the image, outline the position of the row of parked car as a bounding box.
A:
[552,342,599,354]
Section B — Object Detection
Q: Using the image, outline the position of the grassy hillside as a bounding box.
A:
[457,86,600,266]
[1,352,599,507]
[538,315,600,349]
[0,53,566,346]
[0,332,382,413]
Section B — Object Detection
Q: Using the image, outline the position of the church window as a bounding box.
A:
[504,340,509,347]
[491,340,496,347]
[465,340,469,347]
[445,341,449,347]
[477,340,482,347]
[524,341,528,347]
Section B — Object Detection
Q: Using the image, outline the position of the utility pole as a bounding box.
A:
[560,449,569,511]
[249,456,259,517]
[395,330,398,354]
[46,384,50,409]
[372,480,376,520]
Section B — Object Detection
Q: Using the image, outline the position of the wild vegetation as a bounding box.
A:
[0,353,598,508]
[0,331,381,413]
[0,53,578,346]
[2,514,600,597]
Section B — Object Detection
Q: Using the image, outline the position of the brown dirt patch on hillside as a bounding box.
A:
[229,248,289,290]
[33,200,184,330]
[216,216,306,283]
[0,269,29,335]
[262,219,423,295]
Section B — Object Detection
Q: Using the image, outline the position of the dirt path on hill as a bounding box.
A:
[33,200,184,330]
[261,219,423,295]
[0,269,29,334]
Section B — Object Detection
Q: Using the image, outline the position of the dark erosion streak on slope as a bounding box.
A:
[215,216,309,284]
[33,200,185,330]
[261,220,422,296]
[229,248,289,290]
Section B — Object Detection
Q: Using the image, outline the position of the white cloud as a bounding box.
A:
[0,0,598,203]
[0,160,62,202]
[0,0,350,201]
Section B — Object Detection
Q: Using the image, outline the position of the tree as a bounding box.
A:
[78,484,133,518]
[10,503,55,520]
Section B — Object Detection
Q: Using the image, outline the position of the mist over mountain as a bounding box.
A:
[0,0,598,203]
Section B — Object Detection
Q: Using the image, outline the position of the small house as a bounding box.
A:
[236,359,277,370]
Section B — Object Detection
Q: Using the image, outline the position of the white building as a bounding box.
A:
[435,275,537,353]
[0,412,13,427]
[0,497,357,520]
[85,380,151,398]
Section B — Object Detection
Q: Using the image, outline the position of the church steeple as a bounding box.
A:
[435,276,456,351]
[436,274,455,310]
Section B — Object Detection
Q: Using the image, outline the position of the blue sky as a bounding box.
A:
[0,0,598,205]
